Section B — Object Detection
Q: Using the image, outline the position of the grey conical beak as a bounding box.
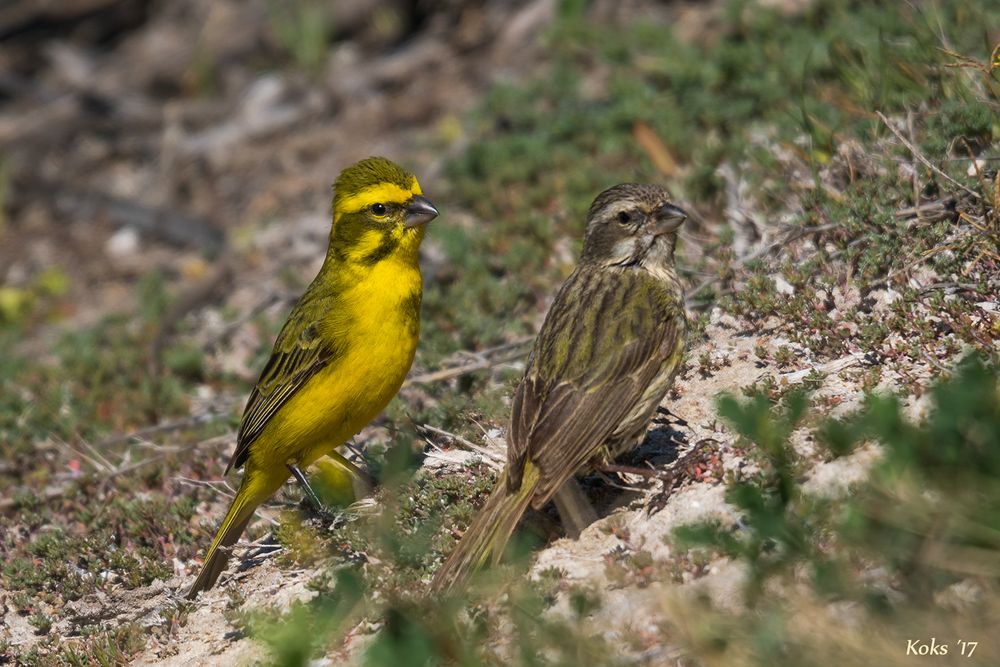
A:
[405,195,439,228]
[652,202,688,235]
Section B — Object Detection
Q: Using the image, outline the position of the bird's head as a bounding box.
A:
[329,157,438,263]
[579,183,687,270]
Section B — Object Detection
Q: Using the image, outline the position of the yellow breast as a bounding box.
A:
[260,254,422,467]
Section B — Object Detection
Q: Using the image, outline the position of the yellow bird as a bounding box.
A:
[186,157,438,598]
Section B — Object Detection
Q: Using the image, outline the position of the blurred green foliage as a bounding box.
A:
[266,0,334,73]
[673,354,1000,665]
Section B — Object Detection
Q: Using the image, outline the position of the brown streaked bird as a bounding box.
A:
[431,183,688,592]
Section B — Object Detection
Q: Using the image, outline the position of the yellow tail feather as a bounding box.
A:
[430,463,541,593]
[186,465,286,599]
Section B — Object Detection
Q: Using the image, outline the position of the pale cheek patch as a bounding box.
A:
[609,238,642,263]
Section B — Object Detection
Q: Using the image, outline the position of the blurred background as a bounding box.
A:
[0,0,557,336]
[1,0,998,665]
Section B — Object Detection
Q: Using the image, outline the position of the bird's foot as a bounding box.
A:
[287,463,331,515]
[646,439,720,513]
[596,439,720,513]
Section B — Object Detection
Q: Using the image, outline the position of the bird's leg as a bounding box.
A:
[654,406,687,426]
[287,463,326,512]
[552,479,599,538]
[598,463,662,479]
[599,439,716,483]
[601,440,720,513]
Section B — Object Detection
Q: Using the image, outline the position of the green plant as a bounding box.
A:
[671,354,1000,665]
[267,0,333,73]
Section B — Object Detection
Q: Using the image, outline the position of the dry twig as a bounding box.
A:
[404,336,533,387]
[876,111,981,201]
[414,423,505,468]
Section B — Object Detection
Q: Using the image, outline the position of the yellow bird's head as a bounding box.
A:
[330,157,438,264]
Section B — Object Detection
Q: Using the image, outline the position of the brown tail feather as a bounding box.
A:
[430,464,540,593]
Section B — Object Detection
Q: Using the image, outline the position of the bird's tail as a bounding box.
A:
[430,463,540,594]
[186,465,286,599]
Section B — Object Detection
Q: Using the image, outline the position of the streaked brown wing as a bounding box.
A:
[226,295,345,473]
[507,267,682,504]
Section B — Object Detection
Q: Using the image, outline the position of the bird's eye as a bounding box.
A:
[617,211,631,225]
[370,203,387,216]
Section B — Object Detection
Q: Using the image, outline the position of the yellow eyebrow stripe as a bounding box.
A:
[337,177,423,214]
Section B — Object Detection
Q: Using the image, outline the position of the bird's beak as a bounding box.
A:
[404,195,439,228]
[651,202,688,236]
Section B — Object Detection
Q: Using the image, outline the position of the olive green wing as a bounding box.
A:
[507,268,683,504]
[226,295,346,473]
